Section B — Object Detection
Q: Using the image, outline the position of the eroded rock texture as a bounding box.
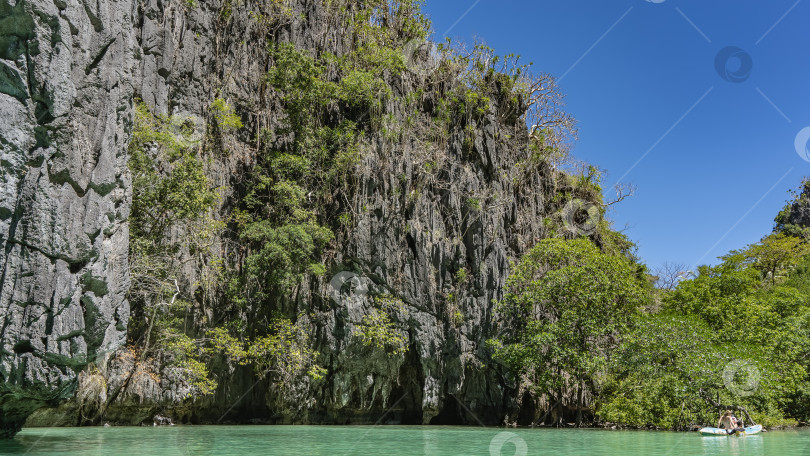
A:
[0,0,132,437]
[80,0,558,427]
[4,0,572,434]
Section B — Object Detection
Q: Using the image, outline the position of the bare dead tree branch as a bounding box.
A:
[653,262,692,290]
[603,184,635,207]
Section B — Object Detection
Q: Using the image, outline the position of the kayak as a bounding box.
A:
[699,424,763,436]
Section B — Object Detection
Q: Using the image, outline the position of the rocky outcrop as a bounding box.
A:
[108,0,559,427]
[0,0,133,437]
[775,180,810,236]
[4,0,579,435]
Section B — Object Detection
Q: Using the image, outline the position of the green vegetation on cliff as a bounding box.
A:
[123,0,583,417]
[128,101,223,395]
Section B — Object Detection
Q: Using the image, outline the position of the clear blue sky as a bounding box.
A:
[421,0,810,271]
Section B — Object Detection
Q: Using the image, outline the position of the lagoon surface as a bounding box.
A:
[1,425,808,455]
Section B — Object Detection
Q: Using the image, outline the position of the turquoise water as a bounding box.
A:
[1,425,808,455]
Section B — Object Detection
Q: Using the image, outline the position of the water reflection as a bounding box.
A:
[701,435,764,456]
[421,429,440,455]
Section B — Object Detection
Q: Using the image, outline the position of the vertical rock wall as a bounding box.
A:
[2,0,569,434]
[117,0,558,426]
[0,0,133,437]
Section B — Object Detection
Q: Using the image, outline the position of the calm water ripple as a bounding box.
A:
[1,425,809,455]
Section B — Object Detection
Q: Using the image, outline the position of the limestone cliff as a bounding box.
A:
[0,0,133,437]
[2,0,593,435]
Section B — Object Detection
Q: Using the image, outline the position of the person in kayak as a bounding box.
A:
[718,411,736,433]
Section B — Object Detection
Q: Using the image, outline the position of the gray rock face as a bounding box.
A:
[5,0,568,434]
[301,119,553,426]
[86,0,555,427]
[0,0,133,437]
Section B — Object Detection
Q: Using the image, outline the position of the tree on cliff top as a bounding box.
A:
[744,233,810,285]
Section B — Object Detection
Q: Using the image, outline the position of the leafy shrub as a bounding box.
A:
[355,309,408,356]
